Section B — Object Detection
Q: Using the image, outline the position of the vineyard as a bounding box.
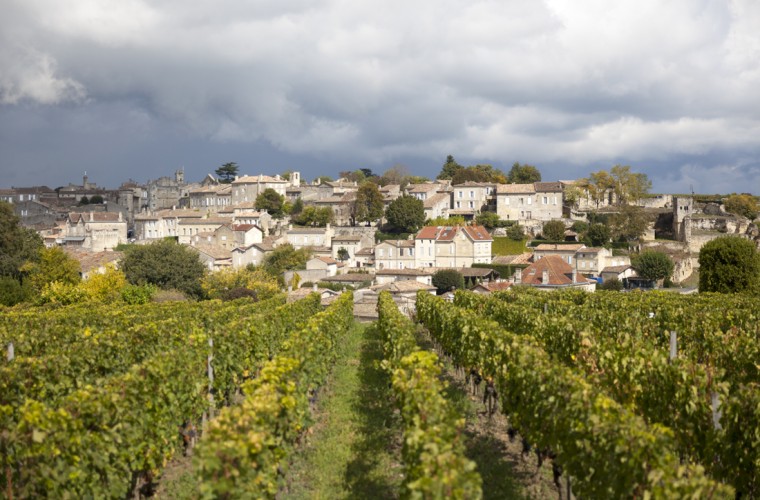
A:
[1,286,757,498]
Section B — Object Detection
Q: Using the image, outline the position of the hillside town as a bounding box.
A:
[2,163,758,313]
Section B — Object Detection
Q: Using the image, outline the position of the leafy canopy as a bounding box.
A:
[216,162,239,183]
[202,266,280,301]
[432,269,465,294]
[698,236,760,293]
[255,188,285,218]
[120,239,206,299]
[723,194,759,220]
[542,220,566,241]
[0,202,43,277]
[385,195,425,233]
[507,163,541,183]
[632,250,674,282]
[353,181,385,225]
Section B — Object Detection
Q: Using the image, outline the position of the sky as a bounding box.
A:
[1,0,759,195]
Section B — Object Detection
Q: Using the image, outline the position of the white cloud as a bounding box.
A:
[0,45,86,105]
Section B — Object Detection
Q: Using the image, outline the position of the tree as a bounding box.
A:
[80,264,127,303]
[542,220,566,241]
[610,165,651,205]
[216,162,239,183]
[201,267,280,301]
[385,195,425,233]
[475,212,500,230]
[632,250,674,282]
[79,196,90,205]
[379,164,412,186]
[294,206,333,227]
[120,239,206,299]
[337,247,350,262]
[255,188,285,218]
[507,163,541,183]
[427,215,466,227]
[353,182,385,225]
[291,197,304,216]
[0,276,26,306]
[724,194,759,220]
[698,236,760,293]
[89,195,104,204]
[451,164,506,185]
[598,276,623,291]
[22,246,81,294]
[262,244,312,279]
[586,223,611,246]
[437,155,463,180]
[610,205,650,242]
[585,170,615,207]
[0,202,43,277]
[506,223,525,241]
[432,269,465,294]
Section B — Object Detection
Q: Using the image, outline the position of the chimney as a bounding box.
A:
[542,270,549,284]
[572,270,577,283]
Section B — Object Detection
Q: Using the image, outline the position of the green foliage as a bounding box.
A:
[79,195,90,205]
[570,220,589,233]
[698,236,760,293]
[336,247,350,262]
[0,276,26,306]
[506,223,525,241]
[376,293,482,499]
[632,250,674,282]
[120,283,157,304]
[291,197,304,216]
[427,215,466,227]
[0,202,43,277]
[262,244,312,277]
[610,204,650,241]
[255,188,286,218]
[723,194,759,220]
[437,155,462,180]
[89,194,104,204]
[120,239,206,298]
[598,276,623,291]
[541,220,566,241]
[385,195,425,233]
[586,223,611,246]
[201,266,280,300]
[195,293,354,498]
[215,162,239,183]
[294,206,333,227]
[475,211,500,229]
[353,181,385,225]
[39,280,88,305]
[432,269,465,293]
[506,162,541,183]
[451,164,506,185]
[22,247,81,295]
[79,264,127,303]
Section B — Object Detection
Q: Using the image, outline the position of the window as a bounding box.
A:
[399,249,404,257]
[458,191,463,198]
[505,197,510,205]
[389,249,393,257]
[580,261,586,268]
[519,197,524,205]
[379,248,384,257]
[543,196,548,204]
[527,197,532,205]
[469,201,474,208]
[450,245,454,254]
[470,191,474,198]
[553,196,558,205]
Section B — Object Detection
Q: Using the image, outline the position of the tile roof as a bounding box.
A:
[232,175,288,184]
[68,212,123,223]
[533,182,563,192]
[371,281,436,293]
[62,248,123,273]
[521,255,594,286]
[378,239,415,248]
[376,268,433,276]
[492,253,533,265]
[332,234,363,241]
[190,243,232,260]
[601,265,634,273]
[463,225,493,242]
[322,273,374,282]
[423,192,451,208]
[496,183,535,194]
[534,243,585,252]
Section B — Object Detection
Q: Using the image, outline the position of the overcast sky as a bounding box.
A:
[1,0,759,194]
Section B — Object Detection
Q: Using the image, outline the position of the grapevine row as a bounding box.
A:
[376,291,482,499]
[416,291,733,498]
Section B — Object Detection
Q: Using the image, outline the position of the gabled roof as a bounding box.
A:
[191,243,232,260]
[473,281,513,293]
[314,256,338,265]
[451,181,497,188]
[67,212,123,223]
[462,225,493,242]
[492,253,533,265]
[406,183,441,193]
[423,193,451,208]
[534,182,563,192]
[371,281,436,293]
[496,183,535,194]
[521,256,594,286]
[232,175,287,184]
[601,264,634,274]
[332,234,362,242]
[377,239,414,248]
[232,224,260,232]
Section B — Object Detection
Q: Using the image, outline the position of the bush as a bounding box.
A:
[0,276,26,306]
[598,277,623,291]
[120,239,206,299]
[475,212,500,230]
[432,269,464,294]
[80,264,127,303]
[219,287,259,301]
[202,267,280,301]
[542,220,566,241]
[39,281,87,306]
[506,224,525,241]
[121,284,157,304]
[698,236,760,293]
[632,250,674,282]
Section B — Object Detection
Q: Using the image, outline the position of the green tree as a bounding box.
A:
[255,188,285,218]
[542,220,566,241]
[610,165,652,205]
[353,182,385,226]
[507,163,542,183]
[385,195,425,233]
[632,250,674,282]
[610,205,650,242]
[598,276,623,291]
[120,239,206,299]
[698,236,760,293]
[427,215,466,227]
[295,206,333,227]
[22,246,81,294]
[216,162,239,183]
[337,247,350,262]
[437,155,463,180]
[724,194,759,220]
[432,269,465,294]
[291,197,304,216]
[79,196,90,205]
[451,164,506,185]
[0,276,26,306]
[0,202,43,277]
[586,223,611,246]
[475,212,500,230]
[262,244,312,278]
[89,195,104,204]
[506,223,525,241]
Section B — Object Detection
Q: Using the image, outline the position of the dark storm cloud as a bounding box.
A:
[1,0,759,194]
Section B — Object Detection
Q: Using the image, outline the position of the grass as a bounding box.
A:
[492,236,529,255]
[280,322,402,499]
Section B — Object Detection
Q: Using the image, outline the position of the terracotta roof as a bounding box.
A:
[534,243,585,252]
[315,256,338,265]
[332,235,362,241]
[492,253,533,265]
[376,268,433,276]
[496,183,535,194]
[451,181,497,188]
[63,248,123,273]
[416,226,442,239]
[463,225,493,242]
[601,265,634,274]
[232,224,259,232]
[521,256,594,286]
[190,243,232,260]
[178,218,231,225]
[534,182,563,192]
[356,248,374,255]
[322,273,374,282]
[371,281,436,293]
